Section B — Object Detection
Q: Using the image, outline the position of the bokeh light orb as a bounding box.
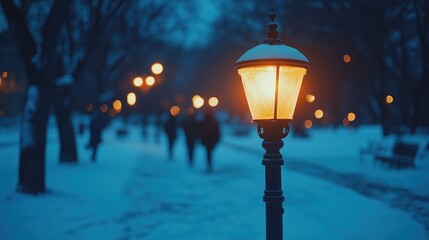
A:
[314,109,324,119]
[343,54,351,63]
[208,97,219,107]
[151,63,163,75]
[146,76,155,86]
[127,92,136,106]
[386,95,394,104]
[306,94,315,103]
[347,112,356,121]
[133,77,143,87]
[192,95,204,109]
[100,104,108,113]
[113,100,122,112]
[170,105,180,116]
[304,120,313,129]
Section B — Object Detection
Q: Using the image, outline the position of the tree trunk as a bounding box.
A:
[412,64,429,132]
[53,97,78,163]
[18,85,50,194]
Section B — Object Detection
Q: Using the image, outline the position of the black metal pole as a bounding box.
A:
[258,121,289,240]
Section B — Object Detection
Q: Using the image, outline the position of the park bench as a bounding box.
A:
[375,140,419,169]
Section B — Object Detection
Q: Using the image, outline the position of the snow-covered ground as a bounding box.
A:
[0,118,428,240]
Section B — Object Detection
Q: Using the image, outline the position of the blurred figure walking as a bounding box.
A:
[87,112,109,162]
[182,109,198,166]
[164,113,178,160]
[199,110,220,172]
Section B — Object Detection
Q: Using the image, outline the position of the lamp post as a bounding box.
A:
[235,10,309,240]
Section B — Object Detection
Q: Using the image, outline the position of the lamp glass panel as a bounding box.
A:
[277,66,307,119]
[238,66,276,120]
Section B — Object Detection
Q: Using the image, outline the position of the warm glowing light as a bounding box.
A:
[145,76,155,86]
[343,118,350,126]
[0,77,2,86]
[192,95,204,109]
[314,109,324,119]
[86,103,93,112]
[100,104,108,113]
[133,77,143,87]
[343,54,351,63]
[386,95,394,104]
[170,105,180,116]
[151,62,164,75]
[2,71,7,78]
[192,95,201,102]
[304,120,313,129]
[306,94,315,103]
[347,112,356,121]
[127,92,136,106]
[113,100,122,112]
[238,66,307,120]
[208,97,219,107]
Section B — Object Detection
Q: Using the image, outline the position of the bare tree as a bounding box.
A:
[411,0,429,132]
[1,0,73,193]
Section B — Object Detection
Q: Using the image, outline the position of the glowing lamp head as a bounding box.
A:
[235,12,309,122]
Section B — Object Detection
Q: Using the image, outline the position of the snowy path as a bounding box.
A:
[225,141,429,233]
[1,123,428,239]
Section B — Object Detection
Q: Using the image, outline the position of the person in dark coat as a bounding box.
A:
[199,110,220,172]
[87,112,109,161]
[182,109,198,166]
[163,113,178,160]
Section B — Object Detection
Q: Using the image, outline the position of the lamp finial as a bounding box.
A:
[264,9,282,45]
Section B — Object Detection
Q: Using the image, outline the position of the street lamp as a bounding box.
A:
[235,10,309,240]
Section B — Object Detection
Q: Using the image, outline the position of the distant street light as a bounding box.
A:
[2,71,7,78]
[208,97,219,107]
[347,112,356,122]
[170,105,181,116]
[133,77,143,87]
[100,104,108,113]
[113,100,122,113]
[343,54,351,63]
[145,76,155,86]
[127,92,137,106]
[305,94,315,103]
[304,119,313,128]
[314,109,324,119]
[235,10,309,240]
[386,95,394,104]
[151,62,164,75]
[192,95,204,109]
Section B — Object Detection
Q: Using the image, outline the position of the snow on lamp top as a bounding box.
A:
[236,43,309,68]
